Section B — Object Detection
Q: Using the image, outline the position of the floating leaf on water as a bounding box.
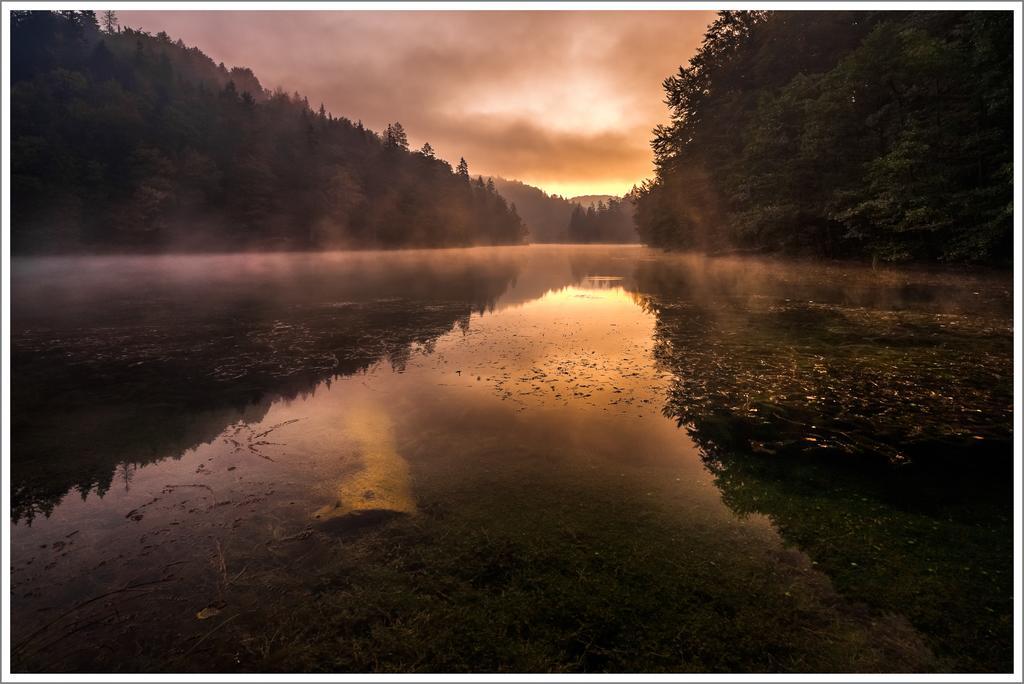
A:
[196,602,226,620]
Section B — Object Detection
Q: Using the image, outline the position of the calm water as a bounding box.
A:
[9,245,1014,673]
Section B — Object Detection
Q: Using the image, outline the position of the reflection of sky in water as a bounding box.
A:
[10,248,774,636]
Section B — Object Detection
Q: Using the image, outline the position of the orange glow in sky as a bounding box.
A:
[119,10,716,197]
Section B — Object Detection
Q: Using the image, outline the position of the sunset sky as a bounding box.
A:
[118,10,715,197]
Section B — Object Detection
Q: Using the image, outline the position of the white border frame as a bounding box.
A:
[1,2,1021,682]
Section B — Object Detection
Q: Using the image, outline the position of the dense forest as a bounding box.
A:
[635,11,1013,264]
[10,11,526,253]
[568,197,638,243]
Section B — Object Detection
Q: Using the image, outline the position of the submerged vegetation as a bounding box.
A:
[635,11,1013,263]
[10,11,526,252]
[634,256,1013,670]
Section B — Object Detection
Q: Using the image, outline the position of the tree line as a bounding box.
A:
[567,197,637,243]
[635,11,1012,264]
[11,10,526,253]
[490,177,638,243]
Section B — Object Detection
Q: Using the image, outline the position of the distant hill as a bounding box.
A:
[568,194,618,209]
[490,177,639,244]
[489,177,575,243]
[11,11,526,253]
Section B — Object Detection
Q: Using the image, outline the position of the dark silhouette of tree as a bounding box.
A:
[384,121,409,151]
[101,9,118,33]
[456,157,470,180]
[567,196,638,243]
[419,142,435,158]
[634,10,1012,264]
[10,11,527,252]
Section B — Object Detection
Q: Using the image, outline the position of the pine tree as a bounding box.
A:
[384,122,409,151]
[101,10,118,33]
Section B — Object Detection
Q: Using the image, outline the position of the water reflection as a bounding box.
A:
[11,250,522,521]
[9,246,1013,673]
[632,254,1013,672]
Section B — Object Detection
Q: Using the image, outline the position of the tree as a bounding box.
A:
[384,121,409,151]
[568,205,585,242]
[10,11,529,253]
[566,198,637,243]
[456,157,469,179]
[419,142,435,158]
[101,10,118,33]
[634,10,1012,264]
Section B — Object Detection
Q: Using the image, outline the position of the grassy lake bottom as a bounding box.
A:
[9,245,1014,673]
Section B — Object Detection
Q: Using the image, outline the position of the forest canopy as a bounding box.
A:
[567,198,638,244]
[10,10,527,252]
[634,10,1013,264]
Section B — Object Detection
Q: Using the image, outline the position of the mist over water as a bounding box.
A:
[10,245,1013,673]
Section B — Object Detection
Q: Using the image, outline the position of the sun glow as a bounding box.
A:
[117,10,713,200]
[521,178,643,199]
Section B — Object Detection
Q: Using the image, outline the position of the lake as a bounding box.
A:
[9,245,1014,673]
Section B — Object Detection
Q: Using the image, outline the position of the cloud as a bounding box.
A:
[118,10,714,195]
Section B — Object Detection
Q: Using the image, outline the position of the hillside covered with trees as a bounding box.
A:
[635,10,1012,264]
[489,177,576,243]
[11,11,526,253]
[490,177,638,243]
[567,194,617,209]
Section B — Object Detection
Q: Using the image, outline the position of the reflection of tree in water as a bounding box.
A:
[12,257,521,523]
[567,251,636,290]
[632,258,1013,672]
[12,247,647,523]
